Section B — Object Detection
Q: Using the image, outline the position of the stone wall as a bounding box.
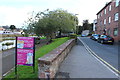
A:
[38,39,75,78]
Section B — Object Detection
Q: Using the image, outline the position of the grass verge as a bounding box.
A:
[3,37,70,79]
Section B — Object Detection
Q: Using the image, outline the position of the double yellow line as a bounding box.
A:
[90,49,120,74]
[78,38,120,75]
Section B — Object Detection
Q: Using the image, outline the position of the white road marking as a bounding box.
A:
[78,37,120,77]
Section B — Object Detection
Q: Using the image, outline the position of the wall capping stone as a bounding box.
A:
[38,39,75,78]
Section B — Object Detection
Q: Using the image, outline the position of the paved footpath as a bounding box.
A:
[56,39,119,79]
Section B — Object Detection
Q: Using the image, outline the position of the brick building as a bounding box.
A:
[96,0,120,42]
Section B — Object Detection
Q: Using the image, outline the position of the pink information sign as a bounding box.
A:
[16,37,35,66]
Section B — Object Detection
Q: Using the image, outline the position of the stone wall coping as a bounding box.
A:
[38,39,74,65]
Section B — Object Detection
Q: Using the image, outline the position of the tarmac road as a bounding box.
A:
[79,37,119,71]
[56,38,118,78]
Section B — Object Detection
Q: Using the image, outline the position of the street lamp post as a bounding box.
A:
[75,14,79,34]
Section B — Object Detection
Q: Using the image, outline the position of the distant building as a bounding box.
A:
[93,19,97,32]
[96,0,120,42]
[0,26,23,35]
[0,27,5,31]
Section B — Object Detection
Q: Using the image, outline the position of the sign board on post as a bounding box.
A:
[16,37,35,66]
[15,37,35,76]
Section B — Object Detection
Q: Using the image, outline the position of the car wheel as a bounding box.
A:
[97,40,99,43]
[101,40,104,44]
[110,43,113,45]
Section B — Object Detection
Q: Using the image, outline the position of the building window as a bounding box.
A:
[113,28,118,36]
[100,20,102,26]
[104,19,106,25]
[101,12,102,17]
[114,13,119,21]
[109,5,111,11]
[107,29,111,35]
[108,17,111,23]
[98,14,100,19]
[116,0,119,7]
[104,9,106,14]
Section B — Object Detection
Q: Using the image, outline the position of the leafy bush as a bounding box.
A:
[3,42,14,46]
[3,38,15,41]
[69,34,77,39]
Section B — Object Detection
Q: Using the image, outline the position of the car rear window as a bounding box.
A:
[94,35,99,36]
[101,35,111,38]
[101,35,106,38]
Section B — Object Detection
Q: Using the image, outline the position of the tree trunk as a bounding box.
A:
[58,29,62,38]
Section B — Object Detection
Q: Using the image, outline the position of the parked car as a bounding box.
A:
[90,34,95,39]
[90,34,100,41]
[81,34,88,37]
[81,30,89,37]
[97,35,114,44]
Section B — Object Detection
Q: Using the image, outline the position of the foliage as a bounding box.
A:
[2,42,14,46]
[40,36,46,39]
[26,9,78,40]
[3,38,15,41]
[69,34,77,39]
[9,25,16,31]
[82,20,93,32]
[78,20,93,34]
[78,25,83,34]
[3,37,69,79]
[2,34,22,37]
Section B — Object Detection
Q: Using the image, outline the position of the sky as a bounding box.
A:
[0,0,111,28]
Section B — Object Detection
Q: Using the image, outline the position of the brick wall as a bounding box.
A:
[96,1,120,42]
[38,39,75,78]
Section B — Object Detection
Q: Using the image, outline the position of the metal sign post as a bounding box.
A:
[15,37,18,78]
[33,37,35,73]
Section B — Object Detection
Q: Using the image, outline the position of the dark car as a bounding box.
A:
[90,34,100,41]
[97,35,114,44]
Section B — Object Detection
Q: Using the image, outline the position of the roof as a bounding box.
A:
[96,1,112,15]
[2,26,9,29]
[0,27,5,31]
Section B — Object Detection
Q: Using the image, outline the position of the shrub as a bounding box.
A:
[3,38,15,41]
[69,34,77,39]
[4,42,14,46]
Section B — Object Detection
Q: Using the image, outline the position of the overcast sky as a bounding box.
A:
[0,0,111,28]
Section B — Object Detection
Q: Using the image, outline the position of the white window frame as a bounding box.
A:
[109,5,111,11]
[104,9,106,14]
[108,17,111,23]
[116,0,119,7]
[114,13,119,21]
[104,19,106,25]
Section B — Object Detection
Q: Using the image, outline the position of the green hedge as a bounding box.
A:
[69,34,77,39]
[3,38,15,41]
[2,42,14,46]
